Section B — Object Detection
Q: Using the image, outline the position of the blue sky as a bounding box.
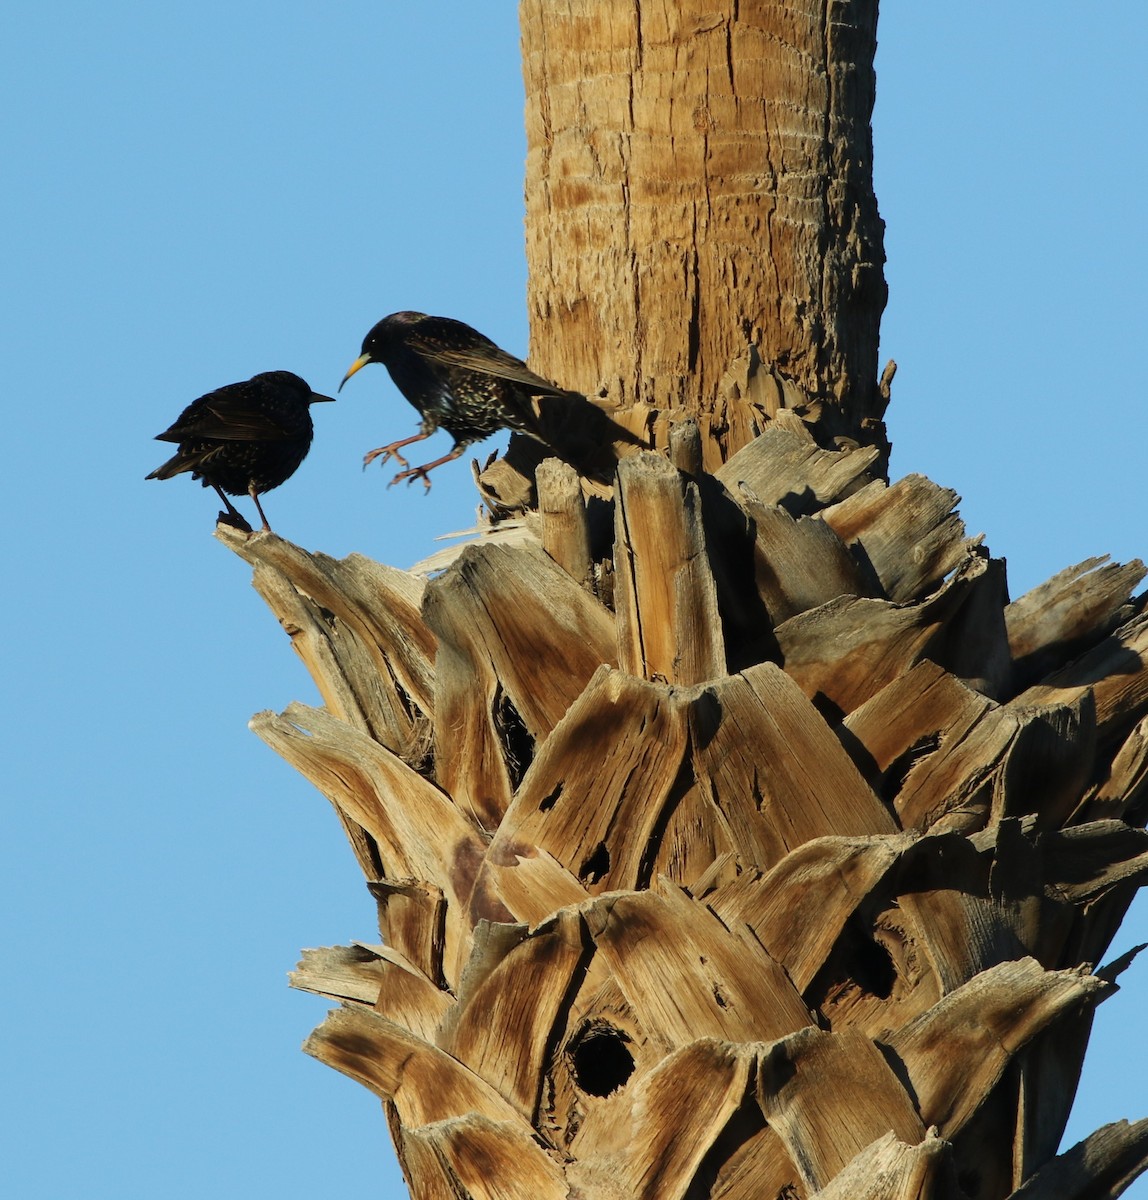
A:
[3,4,1145,1197]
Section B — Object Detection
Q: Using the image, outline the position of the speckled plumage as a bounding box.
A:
[339,311,572,487]
[146,370,334,531]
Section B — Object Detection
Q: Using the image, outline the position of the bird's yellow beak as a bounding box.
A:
[338,353,372,392]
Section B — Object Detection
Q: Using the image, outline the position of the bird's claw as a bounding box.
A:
[387,466,434,492]
[363,445,410,472]
[216,508,254,534]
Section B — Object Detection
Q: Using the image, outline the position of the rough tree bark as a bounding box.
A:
[217,4,1148,1199]
[520,0,888,466]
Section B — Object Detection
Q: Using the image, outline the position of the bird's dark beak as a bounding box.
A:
[338,353,372,392]
[310,392,338,404]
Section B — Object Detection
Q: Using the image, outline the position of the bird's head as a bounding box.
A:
[339,312,428,391]
[253,370,336,404]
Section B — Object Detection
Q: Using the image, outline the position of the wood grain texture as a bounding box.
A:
[1006,557,1146,689]
[810,1130,953,1200]
[520,0,887,467]
[479,667,691,898]
[583,882,814,1050]
[776,551,1011,716]
[705,832,915,990]
[756,1027,926,1190]
[1019,613,1148,745]
[717,410,881,512]
[821,473,975,604]
[614,452,725,683]
[439,910,589,1120]
[692,664,899,868]
[887,958,1109,1138]
[537,457,594,589]
[1007,1118,1148,1200]
[424,540,615,827]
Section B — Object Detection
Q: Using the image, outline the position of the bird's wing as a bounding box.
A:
[147,441,229,478]
[406,334,572,397]
[155,393,297,444]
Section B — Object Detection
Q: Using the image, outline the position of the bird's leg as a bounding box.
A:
[363,431,432,471]
[248,483,273,533]
[212,485,254,533]
[388,444,467,492]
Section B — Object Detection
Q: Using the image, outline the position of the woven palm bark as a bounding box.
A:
[220,428,1148,1199]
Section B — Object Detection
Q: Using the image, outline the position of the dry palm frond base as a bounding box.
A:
[220,415,1148,1200]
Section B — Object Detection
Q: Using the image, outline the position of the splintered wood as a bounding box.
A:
[220,421,1148,1200]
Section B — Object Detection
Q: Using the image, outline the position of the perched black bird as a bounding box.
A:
[339,311,573,488]
[146,370,335,532]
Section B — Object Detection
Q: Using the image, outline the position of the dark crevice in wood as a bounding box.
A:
[636,755,699,890]
[844,923,897,1001]
[493,685,535,791]
[696,474,779,673]
[579,843,611,886]
[682,1084,770,1200]
[882,734,942,805]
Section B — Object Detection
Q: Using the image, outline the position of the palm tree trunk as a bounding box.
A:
[520,0,888,467]
[219,3,1148,1198]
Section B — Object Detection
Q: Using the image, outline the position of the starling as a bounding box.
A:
[146,370,335,532]
[338,311,574,488]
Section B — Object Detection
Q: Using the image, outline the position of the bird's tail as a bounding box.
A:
[145,455,190,481]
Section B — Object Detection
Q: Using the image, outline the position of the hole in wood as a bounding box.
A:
[847,930,896,1000]
[569,1022,635,1097]
[492,685,534,789]
[579,842,610,884]
[539,782,563,812]
[805,916,899,1014]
